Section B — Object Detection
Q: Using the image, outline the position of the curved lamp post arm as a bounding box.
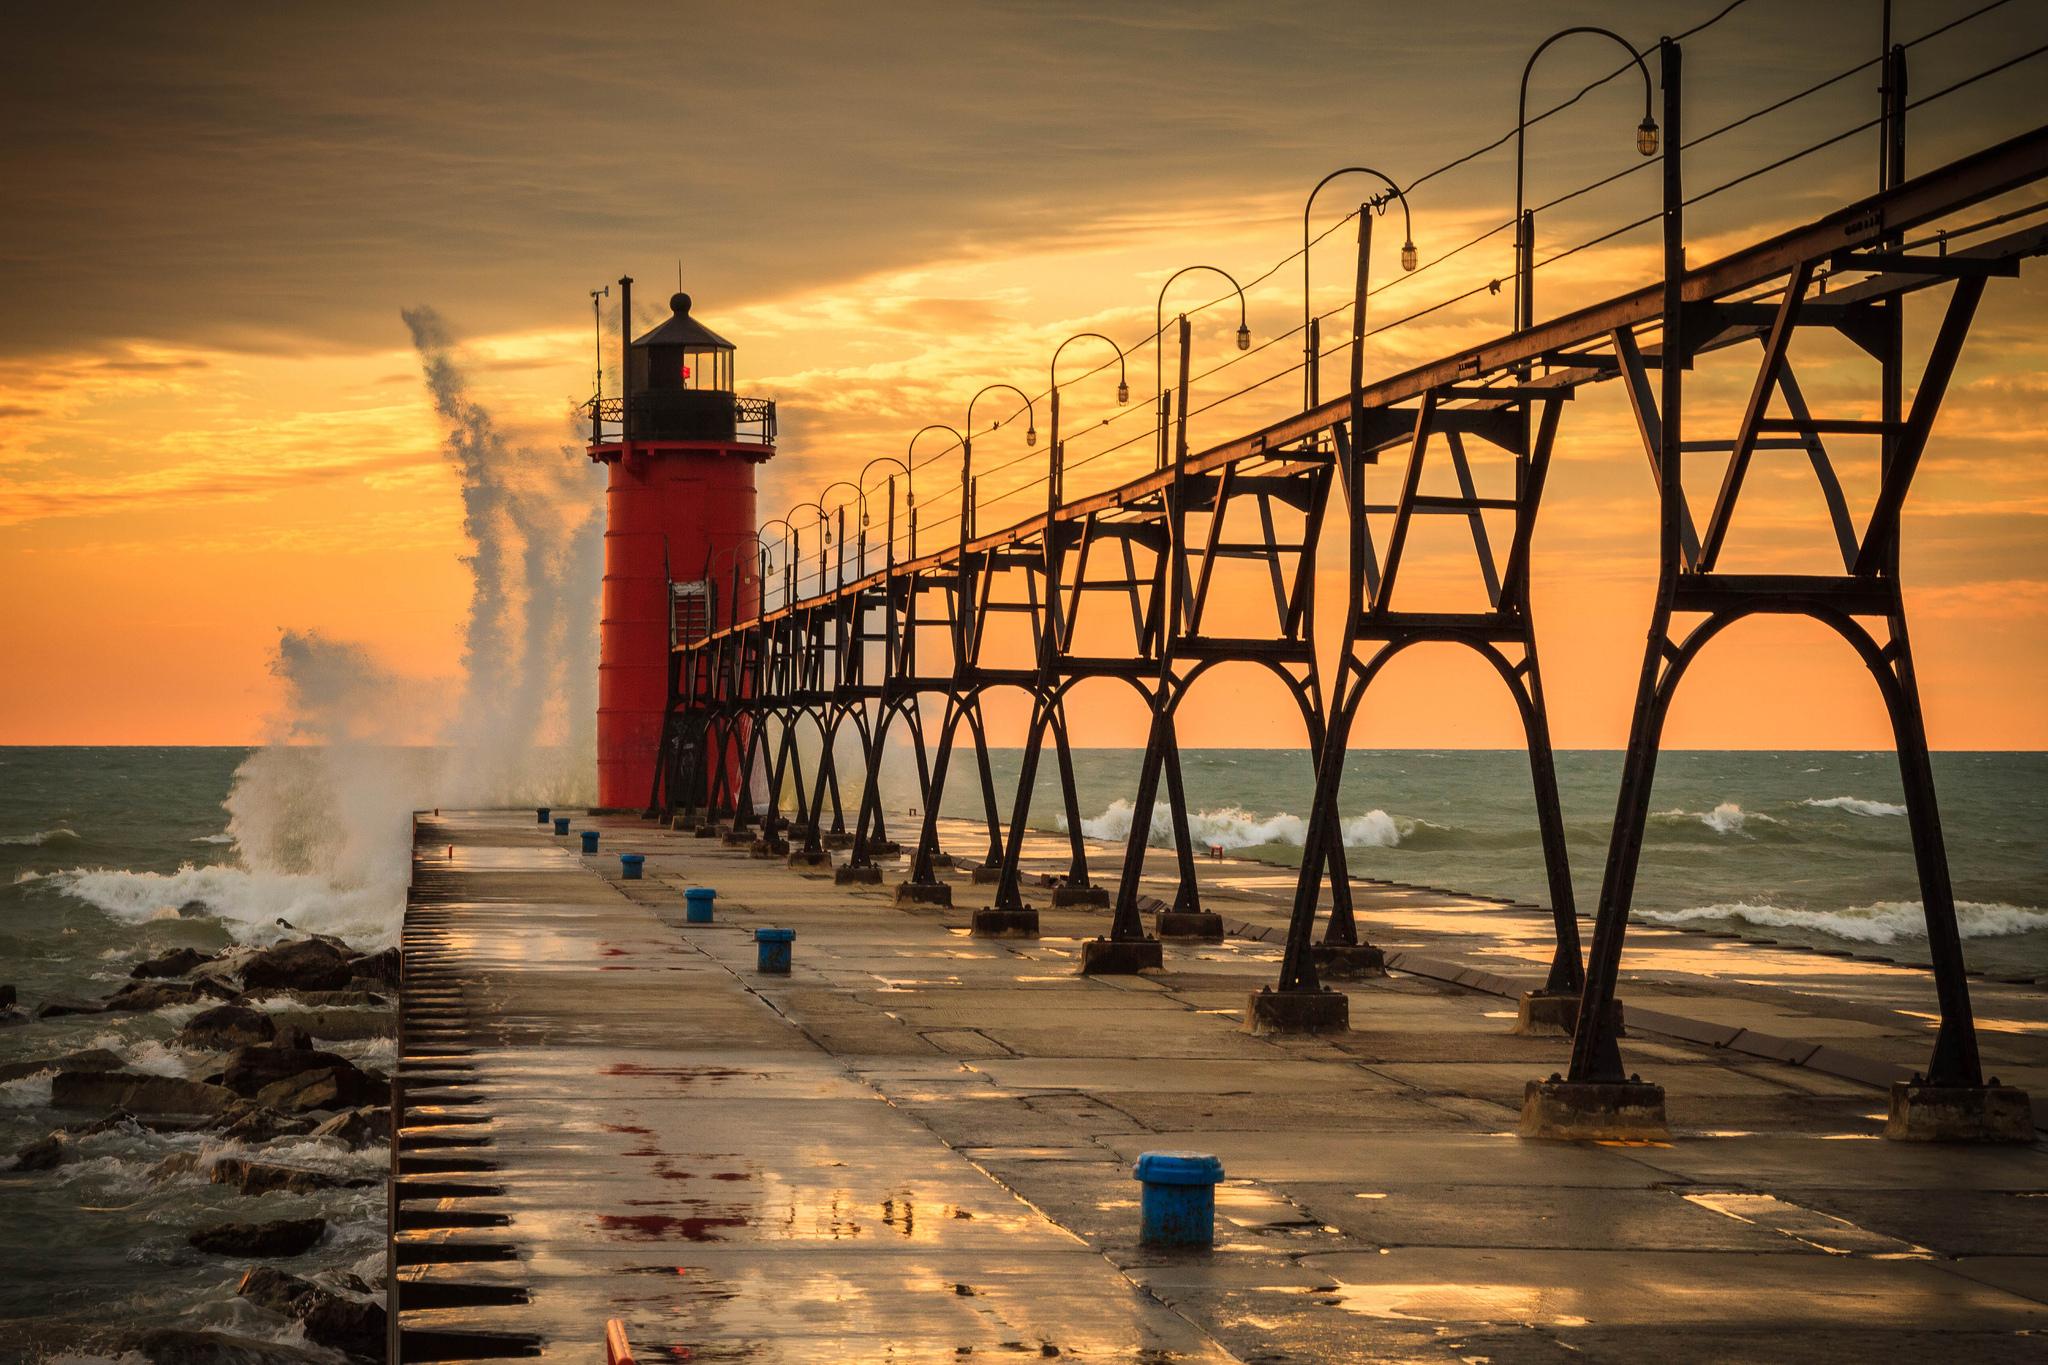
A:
[756,516,796,613]
[1514,26,1657,332]
[1049,332,1129,508]
[816,480,861,591]
[1155,265,1250,411]
[707,533,768,628]
[857,456,912,573]
[962,384,1037,543]
[1155,264,1250,471]
[907,424,964,561]
[1303,166,1416,407]
[786,499,832,600]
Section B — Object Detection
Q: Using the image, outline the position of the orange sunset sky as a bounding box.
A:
[2,0,2044,750]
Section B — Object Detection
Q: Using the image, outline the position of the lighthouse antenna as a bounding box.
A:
[589,284,609,442]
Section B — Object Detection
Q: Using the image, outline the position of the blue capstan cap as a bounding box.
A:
[754,927,796,943]
[685,886,716,900]
[1133,1151,1225,1186]
[619,853,644,864]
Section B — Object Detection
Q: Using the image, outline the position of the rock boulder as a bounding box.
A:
[130,947,216,979]
[238,939,355,993]
[212,1101,319,1143]
[11,1132,67,1171]
[211,1156,373,1196]
[236,1266,386,1360]
[308,1105,391,1149]
[51,1070,235,1116]
[178,1004,277,1050]
[187,1215,327,1257]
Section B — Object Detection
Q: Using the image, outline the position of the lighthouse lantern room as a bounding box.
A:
[588,277,773,811]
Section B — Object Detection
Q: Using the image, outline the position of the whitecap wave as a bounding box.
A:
[1657,801,1777,836]
[2,827,80,846]
[1062,800,1410,850]
[189,832,237,845]
[1802,795,1907,818]
[1641,898,2048,945]
[52,863,398,950]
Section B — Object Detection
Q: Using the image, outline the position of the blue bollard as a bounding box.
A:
[553,816,571,835]
[619,853,644,880]
[754,927,795,974]
[580,829,600,854]
[1134,1152,1224,1247]
[684,887,716,924]
[536,806,551,824]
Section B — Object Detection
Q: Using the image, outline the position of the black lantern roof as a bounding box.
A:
[632,293,735,352]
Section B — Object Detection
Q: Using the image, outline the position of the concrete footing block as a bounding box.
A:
[834,864,883,886]
[894,882,952,908]
[1885,1080,2034,1142]
[786,849,832,870]
[820,832,855,850]
[693,824,721,839]
[927,852,958,870]
[1080,938,1164,975]
[1052,884,1110,908]
[868,840,903,857]
[1518,1077,1669,1141]
[748,837,790,859]
[1310,942,1386,979]
[1154,910,1224,942]
[970,864,1006,885]
[971,908,1039,938]
[721,830,753,847]
[1243,987,1349,1035]
[1512,990,1625,1038]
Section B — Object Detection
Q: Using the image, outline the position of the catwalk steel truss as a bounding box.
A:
[655,43,2048,1133]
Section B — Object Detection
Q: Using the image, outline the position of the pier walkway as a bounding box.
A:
[390,809,2048,1363]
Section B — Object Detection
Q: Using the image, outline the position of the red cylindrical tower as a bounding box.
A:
[590,280,772,809]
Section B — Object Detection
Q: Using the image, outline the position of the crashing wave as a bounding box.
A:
[1801,795,1908,818]
[1061,800,1412,850]
[1,827,80,846]
[1641,898,2048,945]
[52,863,400,950]
[1655,802,1778,836]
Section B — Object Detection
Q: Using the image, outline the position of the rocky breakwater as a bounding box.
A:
[2,934,397,1362]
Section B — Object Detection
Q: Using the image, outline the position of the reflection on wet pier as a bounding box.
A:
[389,809,2048,1362]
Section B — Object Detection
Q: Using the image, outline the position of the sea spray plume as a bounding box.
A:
[182,314,601,947]
[401,305,605,804]
[221,630,436,938]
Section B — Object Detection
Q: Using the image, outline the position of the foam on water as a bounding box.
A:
[3,827,81,846]
[1063,799,1412,850]
[54,862,400,950]
[1802,795,1908,817]
[1642,898,2048,945]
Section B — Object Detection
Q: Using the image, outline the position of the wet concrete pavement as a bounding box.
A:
[391,810,2048,1362]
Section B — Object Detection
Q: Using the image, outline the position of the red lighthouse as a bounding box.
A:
[588,278,773,810]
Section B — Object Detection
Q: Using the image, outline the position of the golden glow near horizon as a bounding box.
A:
[2,1,2044,749]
